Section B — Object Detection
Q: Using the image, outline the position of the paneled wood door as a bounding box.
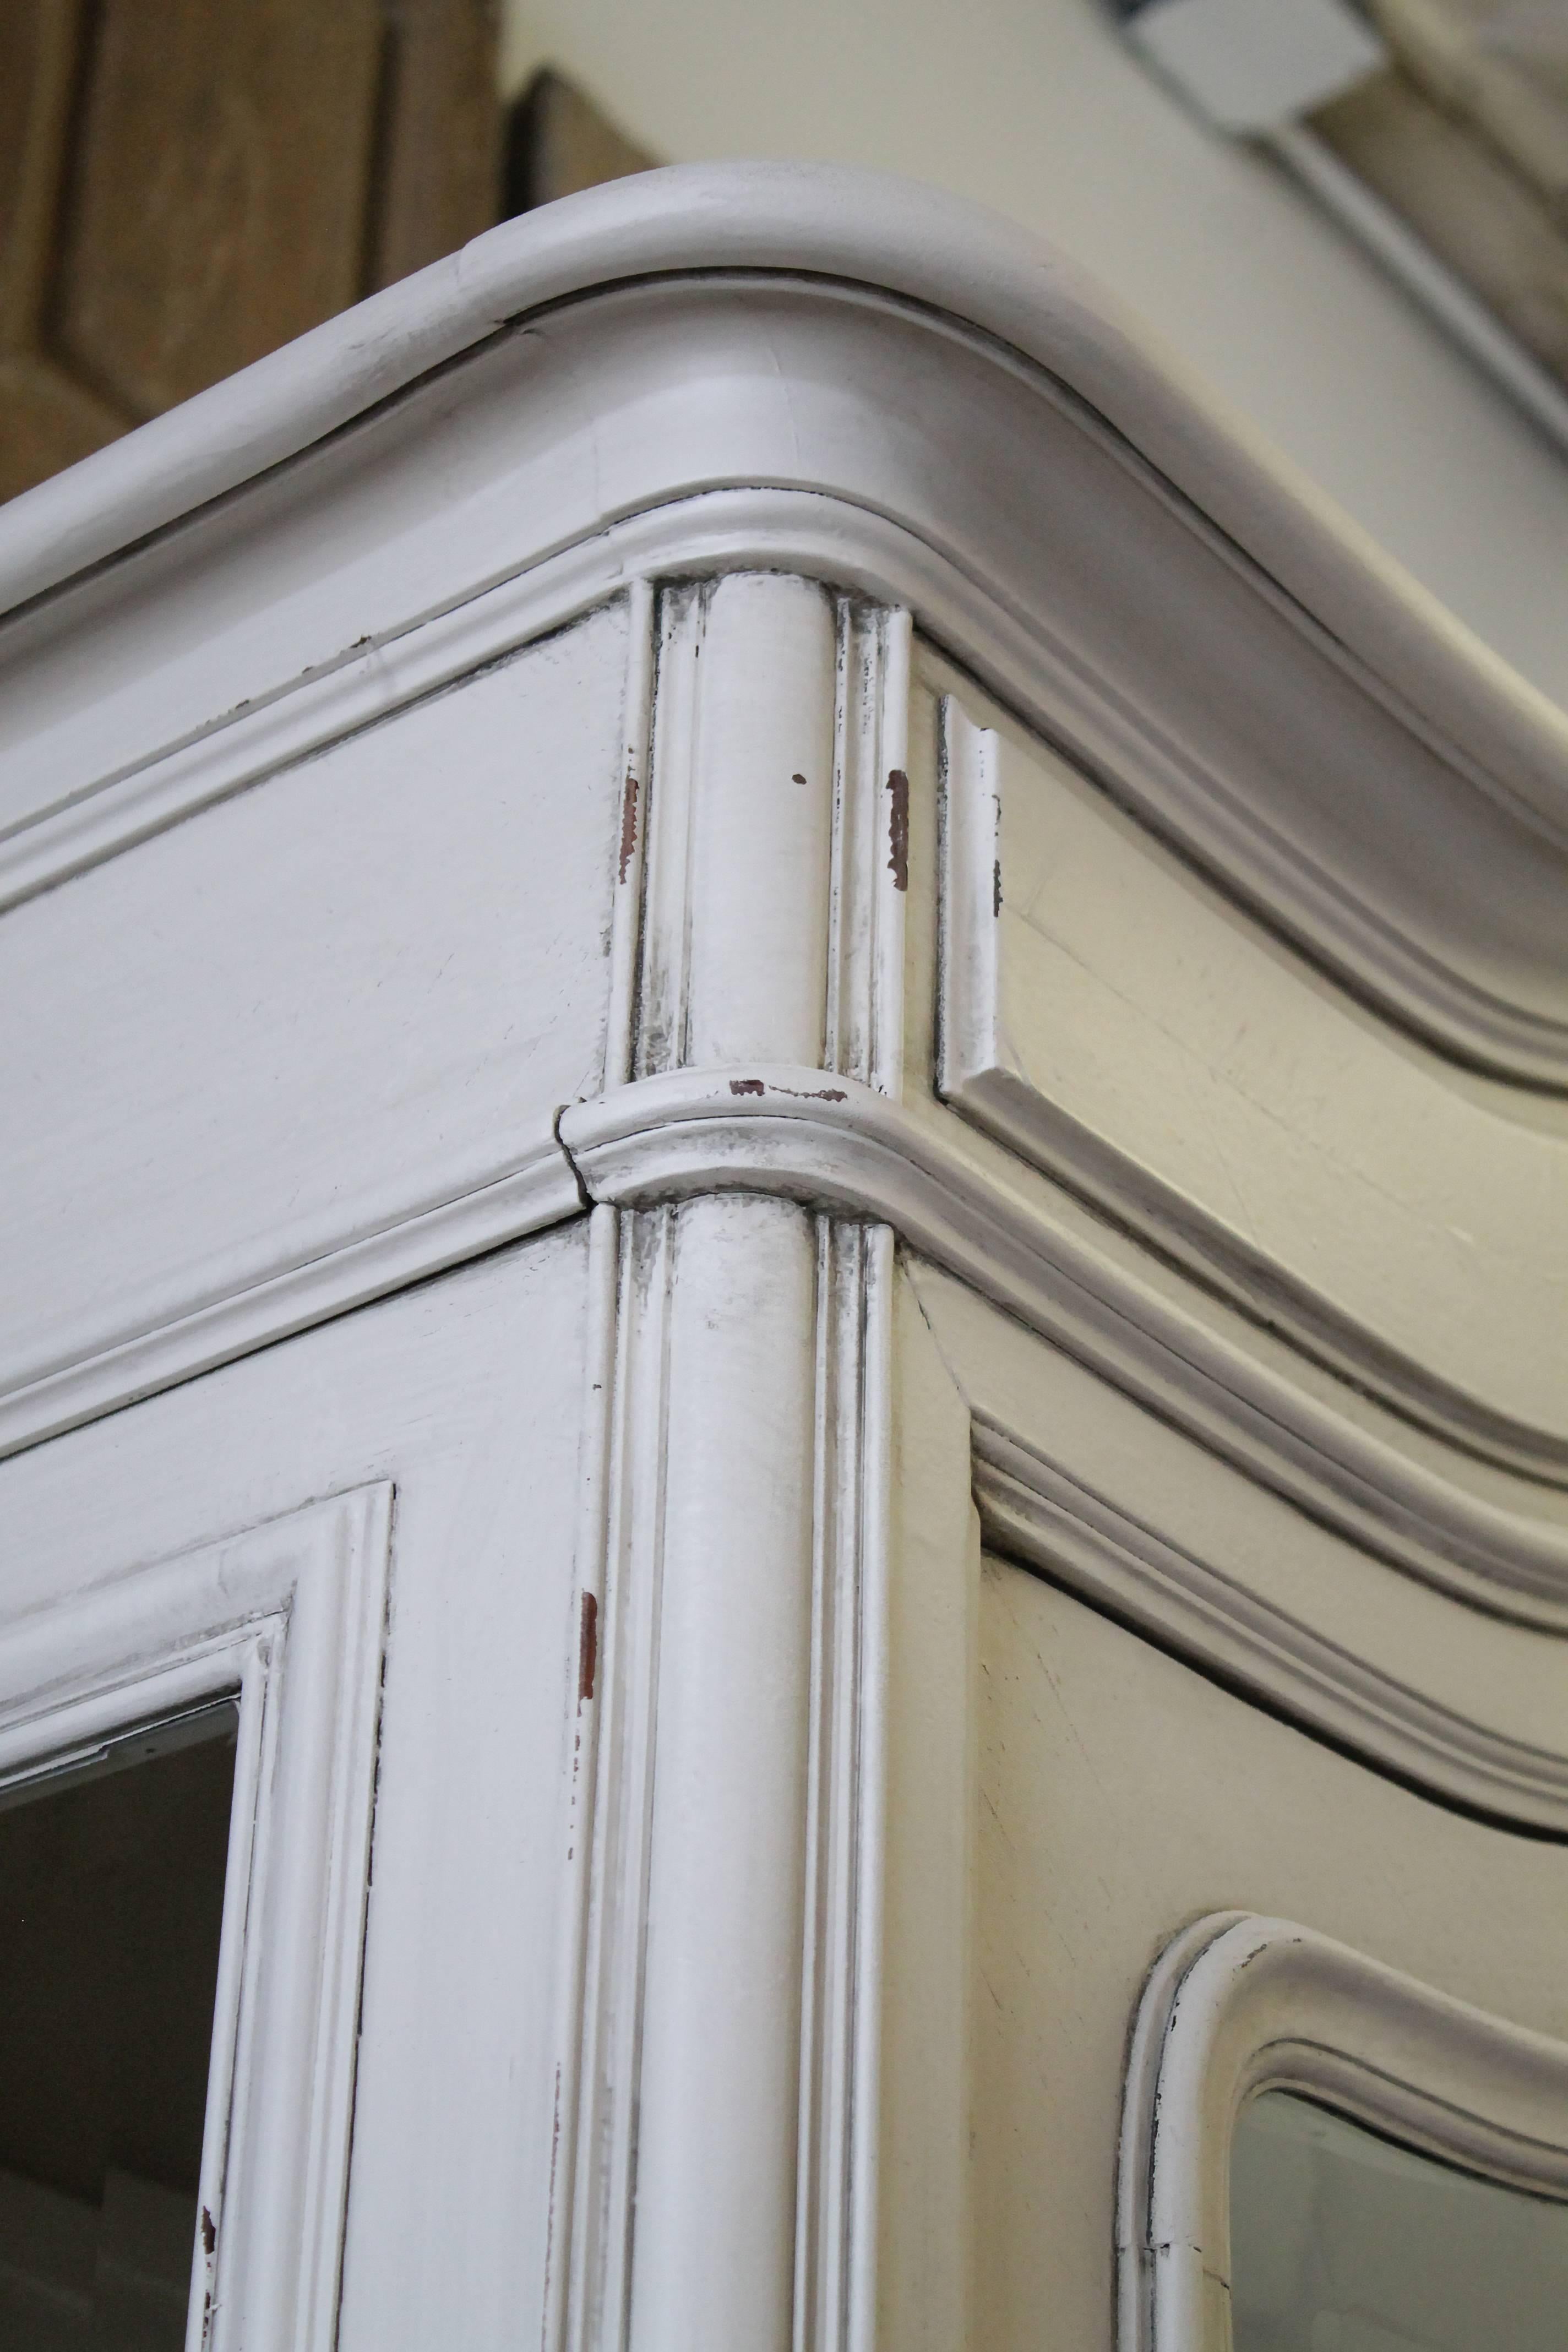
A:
[0,0,501,502]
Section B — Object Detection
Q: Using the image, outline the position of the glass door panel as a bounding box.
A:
[0,1706,238,2350]
[1232,2089,1568,2352]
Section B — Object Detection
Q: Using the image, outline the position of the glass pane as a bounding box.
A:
[0,1705,238,2351]
[1232,2089,1568,2352]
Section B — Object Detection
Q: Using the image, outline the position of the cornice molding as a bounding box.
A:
[1119,1913,1568,2349]
[558,1068,1568,1627]
[6,1061,1565,1644]
[974,1421,1568,1830]
[2,174,1565,1085]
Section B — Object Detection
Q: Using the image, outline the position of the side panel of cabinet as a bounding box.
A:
[2,603,626,1426]
[0,1225,594,2348]
[972,1558,1568,2352]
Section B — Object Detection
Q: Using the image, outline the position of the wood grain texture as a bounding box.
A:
[0,0,502,500]
[57,0,384,418]
[0,0,132,498]
[504,67,655,215]
[367,0,502,290]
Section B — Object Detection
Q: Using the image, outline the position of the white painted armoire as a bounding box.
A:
[3,164,1567,2352]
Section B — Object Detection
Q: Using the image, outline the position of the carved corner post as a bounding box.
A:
[553,573,972,2351]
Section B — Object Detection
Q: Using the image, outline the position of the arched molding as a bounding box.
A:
[559,1068,1568,1627]
[1119,1912,1568,2350]
[3,184,1567,1084]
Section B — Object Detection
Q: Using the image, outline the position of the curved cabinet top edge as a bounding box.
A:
[2,160,1564,834]
[1,168,1564,1095]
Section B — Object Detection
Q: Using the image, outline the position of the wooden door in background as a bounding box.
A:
[0,0,502,503]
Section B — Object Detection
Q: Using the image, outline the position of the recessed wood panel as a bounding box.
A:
[56,0,385,418]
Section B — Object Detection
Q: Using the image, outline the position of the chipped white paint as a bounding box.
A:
[0,1488,390,2352]
[1120,1914,1568,2350]
[3,164,1568,2352]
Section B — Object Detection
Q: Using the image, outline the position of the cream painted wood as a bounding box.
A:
[908,1256,1568,1828]
[1121,1912,1568,2352]
[936,676,1568,1471]
[5,162,1568,2352]
[973,1558,1568,2352]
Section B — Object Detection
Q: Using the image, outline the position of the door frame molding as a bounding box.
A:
[1,1484,392,2352]
[1118,1910,1568,2352]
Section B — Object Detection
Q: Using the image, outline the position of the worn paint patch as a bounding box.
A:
[578,1589,599,1703]
[994,857,1003,918]
[618,770,640,884]
[886,767,910,891]
[728,1076,847,1103]
[792,770,807,786]
[200,2206,216,2257]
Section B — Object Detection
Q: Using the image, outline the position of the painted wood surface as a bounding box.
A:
[973,1558,1568,2352]
[1,605,623,1446]
[934,666,1568,1462]
[5,166,1568,2352]
[1,1228,594,2350]
[3,178,1565,1086]
[1123,1910,1568,2351]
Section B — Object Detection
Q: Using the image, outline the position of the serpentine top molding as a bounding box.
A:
[2,166,1566,1084]
[4,1064,1566,1632]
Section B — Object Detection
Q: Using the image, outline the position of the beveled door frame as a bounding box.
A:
[0,1484,391,2352]
[1117,1910,1568,2352]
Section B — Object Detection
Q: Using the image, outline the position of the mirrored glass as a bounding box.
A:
[1232,2088,1568,2352]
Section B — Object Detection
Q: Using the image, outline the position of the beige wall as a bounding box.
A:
[502,0,1568,714]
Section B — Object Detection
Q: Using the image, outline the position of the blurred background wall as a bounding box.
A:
[499,0,1568,711]
[5,0,1565,708]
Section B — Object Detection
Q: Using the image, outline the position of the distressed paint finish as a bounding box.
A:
[4,164,1568,2352]
[934,674,1568,1472]
[0,1231,596,2350]
[629,1194,820,2352]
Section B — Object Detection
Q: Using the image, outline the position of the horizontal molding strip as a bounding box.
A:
[558,1069,1568,1627]
[3,451,1566,1095]
[973,1420,1568,1832]
[1,486,1010,912]
[4,453,1554,1484]
[7,1059,1566,1649]
[942,1064,1568,1487]
[0,1131,582,1461]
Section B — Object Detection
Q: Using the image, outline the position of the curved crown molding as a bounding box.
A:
[558,1068,1568,1627]
[1119,1913,1568,2350]
[1,170,1566,1086]
[974,1420,1568,1832]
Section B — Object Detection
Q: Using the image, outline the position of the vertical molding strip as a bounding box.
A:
[603,580,656,1092]
[558,570,911,2352]
[827,604,912,1095]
